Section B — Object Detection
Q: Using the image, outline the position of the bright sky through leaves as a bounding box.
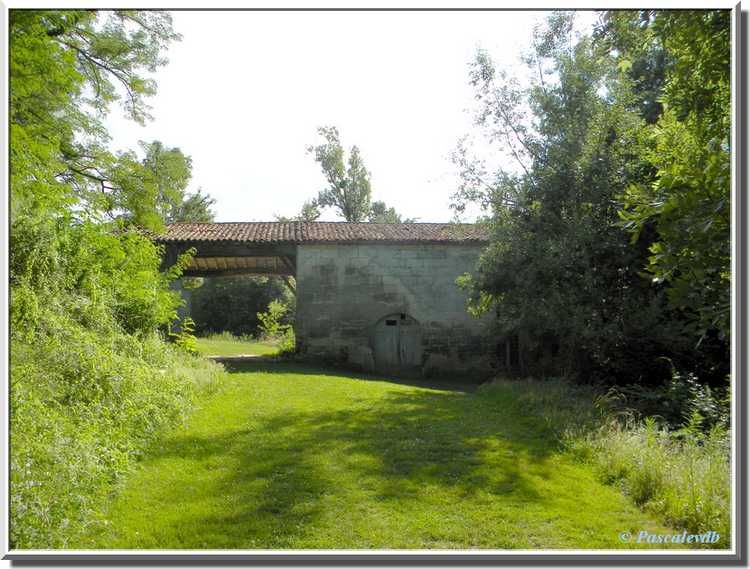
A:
[104,10,596,223]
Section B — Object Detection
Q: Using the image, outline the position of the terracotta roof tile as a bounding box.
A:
[157,222,489,244]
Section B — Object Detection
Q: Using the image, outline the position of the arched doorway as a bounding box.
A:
[372,313,422,375]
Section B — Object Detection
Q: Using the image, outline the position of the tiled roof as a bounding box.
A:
[156,222,489,244]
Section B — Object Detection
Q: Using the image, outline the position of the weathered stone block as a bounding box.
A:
[309,317,332,339]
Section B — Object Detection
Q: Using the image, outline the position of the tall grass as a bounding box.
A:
[480,378,731,544]
[574,416,730,539]
[200,330,258,343]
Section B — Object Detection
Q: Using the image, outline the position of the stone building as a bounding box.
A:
[158,222,493,377]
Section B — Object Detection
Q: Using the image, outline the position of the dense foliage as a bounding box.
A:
[257,299,296,354]
[9,10,222,548]
[188,275,294,338]
[455,11,730,399]
[608,11,732,343]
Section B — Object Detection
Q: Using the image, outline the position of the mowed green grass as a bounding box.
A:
[194,336,278,357]
[77,363,680,550]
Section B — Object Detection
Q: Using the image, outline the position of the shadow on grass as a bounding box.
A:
[220,358,485,393]
[115,362,563,548]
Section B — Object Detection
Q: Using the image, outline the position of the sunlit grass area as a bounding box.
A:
[194,333,279,357]
[76,363,682,550]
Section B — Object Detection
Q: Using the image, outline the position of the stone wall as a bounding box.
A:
[295,243,493,378]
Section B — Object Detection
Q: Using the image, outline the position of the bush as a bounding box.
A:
[9,218,223,549]
[168,316,199,355]
[8,9,221,550]
[277,327,296,356]
[10,312,224,549]
[257,299,295,356]
[615,366,730,430]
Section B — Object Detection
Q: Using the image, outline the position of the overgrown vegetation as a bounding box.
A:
[9,7,732,550]
[455,11,730,389]
[257,299,296,355]
[9,10,222,548]
[451,10,732,541]
[11,327,223,548]
[489,377,730,543]
[188,275,294,338]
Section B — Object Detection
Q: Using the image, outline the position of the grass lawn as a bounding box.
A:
[77,362,682,550]
[194,336,279,357]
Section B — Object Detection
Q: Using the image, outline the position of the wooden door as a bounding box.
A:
[373,314,421,375]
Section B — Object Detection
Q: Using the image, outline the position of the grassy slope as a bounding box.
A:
[194,337,279,357]
[77,362,680,550]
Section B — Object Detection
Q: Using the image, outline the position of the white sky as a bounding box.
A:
[103,10,596,223]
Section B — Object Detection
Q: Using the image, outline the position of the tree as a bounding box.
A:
[368,200,415,223]
[307,126,372,222]
[9,11,195,548]
[454,12,713,385]
[10,10,186,336]
[306,126,412,223]
[605,11,731,342]
[10,10,181,228]
[298,200,322,222]
[169,188,216,223]
[102,140,193,229]
[454,10,730,387]
[275,200,321,222]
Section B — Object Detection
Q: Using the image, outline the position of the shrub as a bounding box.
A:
[168,316,199,355]
[277,326,296,356]
[257,299,290,338]
[10,312,224,549]
[257,300,295,356]
[9,219,222,549]
[615,366,730,430]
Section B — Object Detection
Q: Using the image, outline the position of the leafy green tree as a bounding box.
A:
[368,200,415,223]
[10,10,180,227]
[455,12,710,384]
[275,200,321,222]
[257,299,296,354]
[593,11,668,125]
[307,126,372,222]
[9,10,212,548]
[10,10,186,334]
[607,11,731,342]
[102,140,192,229]
[306,126,413,223]
[169,188,216,223]
[298,200,322,221]
[109,141,215,226]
